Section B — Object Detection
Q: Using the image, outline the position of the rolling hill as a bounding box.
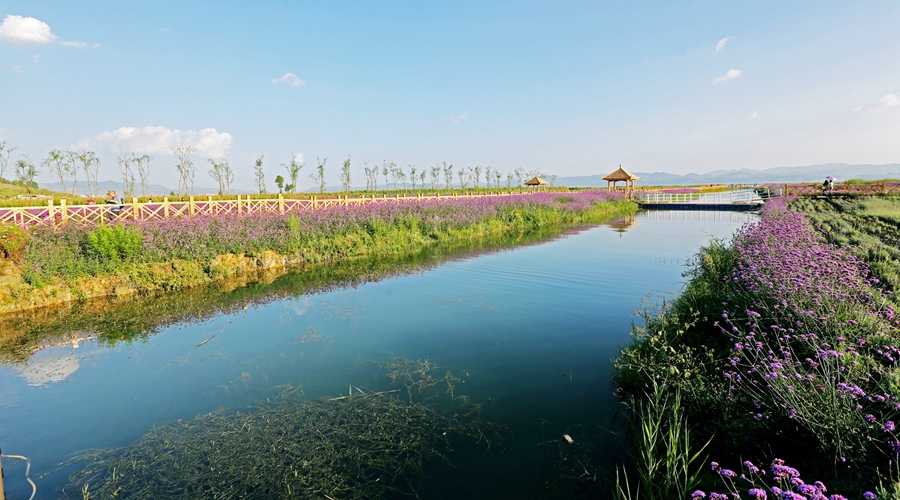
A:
[558,163,900,187]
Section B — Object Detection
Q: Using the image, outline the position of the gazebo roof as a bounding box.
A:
[524,176,547,186]
[602,166,639,182]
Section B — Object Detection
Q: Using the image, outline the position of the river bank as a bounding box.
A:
[0,192,635,317]
[613,196,900,499]
[0,208,750,500]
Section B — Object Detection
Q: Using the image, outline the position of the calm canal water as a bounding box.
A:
[0,210,755,499]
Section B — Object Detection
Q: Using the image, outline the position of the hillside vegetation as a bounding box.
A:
[0,178,86,207]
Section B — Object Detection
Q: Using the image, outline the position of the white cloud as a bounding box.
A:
[0,15,57,44]
[91,126,234,157]
[713,68,742,84]
[272,72,305,88]
[880,93,900,108]
[0,15,98,48]
[750,111,759,120]
[10,65,24,74]
[714,36,731,53]
[854,93,900,112]
[451,111,469,124]
[61,40,100,49]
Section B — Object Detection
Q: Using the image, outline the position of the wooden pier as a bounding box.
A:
[635,189,766,211]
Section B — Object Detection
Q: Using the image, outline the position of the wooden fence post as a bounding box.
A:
[237,195,242,215]
[278,194,285,214]
[132,197,139,221]
[189,196,196,217]
[47,199,55,226]
[60,198,68,226]
[163,197,170,218]
[1,447,6,500]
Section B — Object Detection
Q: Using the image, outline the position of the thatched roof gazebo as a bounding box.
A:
[524,176,547,187]
[603,165,639,191]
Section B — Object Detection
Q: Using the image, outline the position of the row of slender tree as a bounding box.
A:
[0,139,555,198]
[0,140,40,190]
[1,140,104,195]
[167,151,555,195]
[358,161,551,191]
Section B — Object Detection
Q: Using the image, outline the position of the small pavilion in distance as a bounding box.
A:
[524,176,547,187]
[602,165,639,191]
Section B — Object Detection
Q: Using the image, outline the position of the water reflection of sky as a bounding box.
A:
[0,210,756,499]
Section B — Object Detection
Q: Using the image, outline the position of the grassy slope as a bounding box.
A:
[0,178,86,207]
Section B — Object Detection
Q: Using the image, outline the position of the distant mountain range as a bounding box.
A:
[557,163,900,187]
[43,163,900,194]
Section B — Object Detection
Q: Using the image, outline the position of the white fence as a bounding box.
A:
[635,188,766,205]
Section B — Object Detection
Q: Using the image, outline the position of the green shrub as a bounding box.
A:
[82,225,143,265]
[0,223,29,262]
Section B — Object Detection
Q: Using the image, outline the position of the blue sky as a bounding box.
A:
[2,1,900,190]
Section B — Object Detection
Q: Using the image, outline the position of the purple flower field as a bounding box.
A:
[615,196,899,498]
[133,190,623,258]
[732,198,892,323]
[20,190,628,283]
[721,199,898,463]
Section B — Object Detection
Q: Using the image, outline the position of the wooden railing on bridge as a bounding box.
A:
[0,190,564,228]
[634,188,768,205]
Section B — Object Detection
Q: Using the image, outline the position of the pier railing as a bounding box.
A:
[634,188,767,205]
[0,190,565,228]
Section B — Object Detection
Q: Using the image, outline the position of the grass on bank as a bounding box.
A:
[793,196,900,300]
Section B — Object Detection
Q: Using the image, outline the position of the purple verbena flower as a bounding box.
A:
[747,487,767,499]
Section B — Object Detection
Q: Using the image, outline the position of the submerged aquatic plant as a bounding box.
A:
[69,393,465,499]
[66,360,499,499]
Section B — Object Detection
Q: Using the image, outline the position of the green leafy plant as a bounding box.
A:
[82,225,143,265]
[0,223,29,262]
